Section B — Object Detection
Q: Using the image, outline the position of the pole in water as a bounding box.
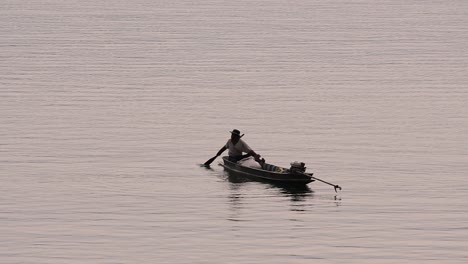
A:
[308,174,342,193]
[334,185,342,193]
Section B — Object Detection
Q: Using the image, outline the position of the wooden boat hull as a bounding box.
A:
[220,157,314,185]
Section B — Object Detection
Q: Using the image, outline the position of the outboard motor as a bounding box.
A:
[290,161,306,174]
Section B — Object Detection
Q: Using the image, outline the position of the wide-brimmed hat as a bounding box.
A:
[230,129,242,136]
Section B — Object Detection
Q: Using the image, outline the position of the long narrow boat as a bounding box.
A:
[219,156,314,185]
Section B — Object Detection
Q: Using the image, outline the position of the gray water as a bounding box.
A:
[1,0,468,263]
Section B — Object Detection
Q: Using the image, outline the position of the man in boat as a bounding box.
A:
[214,129,262,163]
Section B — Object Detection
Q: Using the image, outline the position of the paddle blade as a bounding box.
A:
[204,156,217,166]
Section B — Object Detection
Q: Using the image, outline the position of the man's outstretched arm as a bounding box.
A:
[216,146,227,157]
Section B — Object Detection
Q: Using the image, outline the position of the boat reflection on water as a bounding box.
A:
[222,169,314,221]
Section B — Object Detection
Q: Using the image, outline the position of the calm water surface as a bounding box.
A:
[1,0,467,263]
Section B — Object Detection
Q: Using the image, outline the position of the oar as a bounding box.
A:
[300,172,342,192]
[203,155,218,167]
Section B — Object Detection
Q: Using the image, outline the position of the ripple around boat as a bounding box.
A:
[219,156,314,185]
